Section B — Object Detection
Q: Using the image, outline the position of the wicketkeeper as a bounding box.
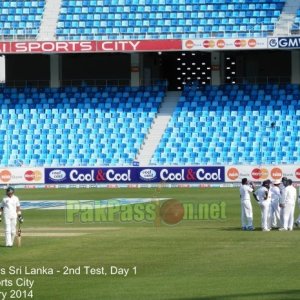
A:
[0,187,23,247]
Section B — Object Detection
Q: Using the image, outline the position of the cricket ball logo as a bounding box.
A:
[159,199,184,225]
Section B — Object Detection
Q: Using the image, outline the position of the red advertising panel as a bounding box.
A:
[0,42,11,53]
[10,41,97,53]
[1,40,181,54]
[96,39,181,52]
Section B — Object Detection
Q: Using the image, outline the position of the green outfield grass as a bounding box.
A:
[1,187,300,300]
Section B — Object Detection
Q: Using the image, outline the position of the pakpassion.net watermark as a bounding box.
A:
[65,199,226,225]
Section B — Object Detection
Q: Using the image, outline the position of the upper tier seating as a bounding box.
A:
[151,83,300,165]
[0,0,45,39]
[56,0,285,40]
[0,85,165,167]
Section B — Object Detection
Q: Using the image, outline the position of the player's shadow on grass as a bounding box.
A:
[221,226,250,231]
[170,289,300,300]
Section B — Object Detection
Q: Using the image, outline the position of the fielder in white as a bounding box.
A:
[239,178,255,231]
[279,179,296,231]
[295,189,300,228]
[0,187,23,247]
[270,180,281,229]
[279,177,288,195]
[279,177,288,224]
[254,180,271,231]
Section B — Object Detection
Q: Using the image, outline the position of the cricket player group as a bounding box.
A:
[240,177,299,231]
[0,187,23,247]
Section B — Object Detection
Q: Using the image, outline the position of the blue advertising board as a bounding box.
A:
[268,37,300,49]
[45,166,225,184]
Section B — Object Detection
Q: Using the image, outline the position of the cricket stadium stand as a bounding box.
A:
[0,0,45,39]
[0,86,165,167]
[56,0,285,40]
[1,0,300,168]
[151,84,300,166]
[0,84,299,167]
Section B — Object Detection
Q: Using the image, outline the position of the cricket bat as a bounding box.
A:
[16,225,21,247]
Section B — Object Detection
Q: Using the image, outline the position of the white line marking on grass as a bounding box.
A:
[22,227,121,231]
[21,198,169,210]
[0,227,121,237]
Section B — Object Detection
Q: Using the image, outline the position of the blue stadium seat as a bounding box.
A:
[0,0,45,38]
[151,83,300,166]
[0,86,165,167]
[55,0,284,39]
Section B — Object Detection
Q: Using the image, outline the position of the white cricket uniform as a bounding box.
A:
[295,193,300,226]
[255,186,271,231]
[270,186,281,228]
[279,184,286,223]
[281,185,297,230]
[279,184,285,195]
[1,195,20,246]
[239,184,253,228]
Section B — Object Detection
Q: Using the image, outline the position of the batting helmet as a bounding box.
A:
[6,186,14,193]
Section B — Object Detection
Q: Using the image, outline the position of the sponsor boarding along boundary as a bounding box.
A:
[1,165,300,187]
[44,166,225,184]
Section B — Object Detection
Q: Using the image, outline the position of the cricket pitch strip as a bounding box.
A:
[0,227,121,237]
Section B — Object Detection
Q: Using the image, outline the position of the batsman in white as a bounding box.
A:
[270,179,281,229]
[0,187,23,247]
[279,179,297,231]
[239,178,255,231]
[254,180,271,231]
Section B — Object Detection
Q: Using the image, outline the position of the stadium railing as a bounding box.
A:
[1,79,168,88]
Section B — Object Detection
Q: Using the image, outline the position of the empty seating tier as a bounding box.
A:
[151,83,300,165]
[0,0,45,39]
[0,86,165,167]
[56,0,285,40]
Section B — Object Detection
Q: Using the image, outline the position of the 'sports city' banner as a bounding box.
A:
[45,166,225,184]
[0,40,182,54]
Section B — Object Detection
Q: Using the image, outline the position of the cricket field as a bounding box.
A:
[0,187,299,300]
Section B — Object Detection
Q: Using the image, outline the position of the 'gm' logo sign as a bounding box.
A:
[277,37,300,48]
